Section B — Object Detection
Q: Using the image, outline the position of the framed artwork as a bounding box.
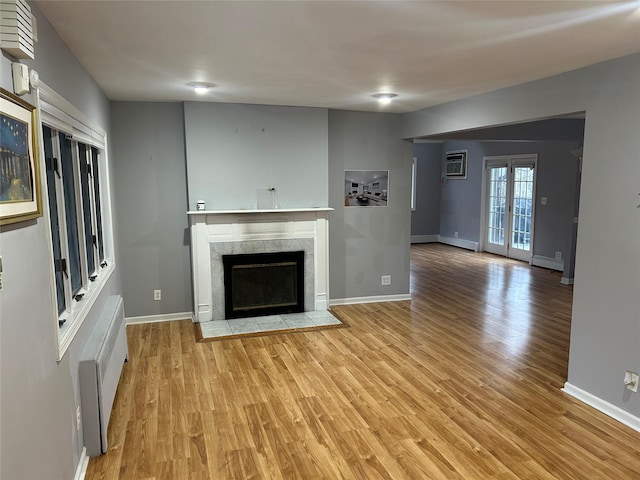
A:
[0,88,42,225]
[344,170,389,207]
[445,150,467,179]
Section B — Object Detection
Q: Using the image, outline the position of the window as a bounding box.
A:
[42,128,65,315]
[58,131,82,296]
[411,156,417,211]
[38,82,114,358]
[91,147,105,264]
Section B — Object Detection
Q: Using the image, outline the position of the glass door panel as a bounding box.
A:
[511,166,534,253]
[485,166,508,256]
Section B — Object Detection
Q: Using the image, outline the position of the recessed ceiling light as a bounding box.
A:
[372,93,397,105]
[187,82,215,94]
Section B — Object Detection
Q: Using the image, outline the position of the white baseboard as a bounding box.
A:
[126,311,193,325]
[329,293,412,306]
[562,382,640,433]
[532,255,564,272]
[74,447,89,480]
[560,277,574,285]
[437,235,479,252]
[411,234,439,244]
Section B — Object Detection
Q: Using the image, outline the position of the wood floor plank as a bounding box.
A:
[86,244,640,479]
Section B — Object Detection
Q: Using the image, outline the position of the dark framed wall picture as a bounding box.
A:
[0,88,42,225]
[445,149,467,179]
[344,170,389,207]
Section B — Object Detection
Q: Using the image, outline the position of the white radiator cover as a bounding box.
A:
[79,295,128,456]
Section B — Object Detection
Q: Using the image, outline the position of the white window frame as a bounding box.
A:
[411,156,417,211]
[36,82,115,360]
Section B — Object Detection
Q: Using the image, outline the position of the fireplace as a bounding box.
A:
[188,208,331,322]
[222,251,304,319]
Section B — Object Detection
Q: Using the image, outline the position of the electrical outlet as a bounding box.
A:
[76,405,81,432]
[454,231,458,238]
[541,196,548,206]
[624,370,639,392]
[555,251,562,260]
[381,275,391,286]
[154,289,161,301]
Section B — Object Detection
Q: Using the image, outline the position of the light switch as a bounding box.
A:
[540,197,547,206]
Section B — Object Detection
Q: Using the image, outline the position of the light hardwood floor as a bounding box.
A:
[86,243,640,479]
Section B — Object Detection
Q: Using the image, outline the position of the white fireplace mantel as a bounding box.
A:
[188,208,333,322]
[188,207,333,216]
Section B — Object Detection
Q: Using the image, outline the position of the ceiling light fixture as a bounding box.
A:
[372,93,397,105]
[187,82,215,94]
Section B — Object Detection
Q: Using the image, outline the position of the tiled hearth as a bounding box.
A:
[199,310,342,340]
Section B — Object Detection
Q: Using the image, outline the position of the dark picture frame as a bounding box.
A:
[344,170,389,207]
[0,88,42,225]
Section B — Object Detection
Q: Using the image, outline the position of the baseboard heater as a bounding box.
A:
[79,295,128,457]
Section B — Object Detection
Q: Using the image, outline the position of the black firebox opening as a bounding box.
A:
[222,250,305,319]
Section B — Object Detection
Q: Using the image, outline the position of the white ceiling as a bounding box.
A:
[35,1,640,113]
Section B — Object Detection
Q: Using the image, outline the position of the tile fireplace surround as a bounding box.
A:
[188,208,332,322]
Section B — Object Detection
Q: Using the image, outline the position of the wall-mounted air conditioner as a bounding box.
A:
[444,150,468,179]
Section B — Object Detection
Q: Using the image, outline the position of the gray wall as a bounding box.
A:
[410,143,442,237]
[183,102,329,210]
[438,141,485,242]
[0,4,121,479]
[402,53,640,420]
[530,142,580,262]
[328,111,413,300]
[437,140,580,262]
[182,104,411,302]
[111,102,192,318]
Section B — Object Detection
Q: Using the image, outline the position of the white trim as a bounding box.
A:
[411,156,417,211]
[315,294,329,311]
[57,266,115,357]
[38,81,106,139]
[562,382,640,433]
[479,157,489,253]
[329,294,412,306]
[438,236,479,252]
[411,234,439,244]
[187,207,333,216]
[560,277,574,285]
[73,447,89,480]
[125,312,193,325]
[34,83,117,360]
[532,255,564,271]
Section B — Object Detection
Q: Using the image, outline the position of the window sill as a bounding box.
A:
[56,262,115,360]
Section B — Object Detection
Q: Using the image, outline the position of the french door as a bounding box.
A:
[484,155,537,262]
